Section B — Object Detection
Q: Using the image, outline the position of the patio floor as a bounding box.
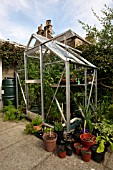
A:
[0,113,113,170]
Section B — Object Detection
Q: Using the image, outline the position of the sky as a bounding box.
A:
[0,0,113,45]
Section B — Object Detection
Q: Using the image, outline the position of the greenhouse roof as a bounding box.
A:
[26,34,96,68]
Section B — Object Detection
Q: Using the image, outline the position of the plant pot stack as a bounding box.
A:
[80,133,96,149]
[73,133,97,162]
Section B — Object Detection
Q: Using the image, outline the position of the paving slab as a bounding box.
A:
[0,117,19,132]
[33,152,105,170]
[0,123,27,151]
[106,153,113,170]
[0,135,52,170]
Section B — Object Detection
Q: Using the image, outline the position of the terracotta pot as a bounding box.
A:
[58,151,66,158]
[74,143,84,155]
[43,132,57,152]
[33,124,42,131]
[81,149,91,162]
[80,133,96,149]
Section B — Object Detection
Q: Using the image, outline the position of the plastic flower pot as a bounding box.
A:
[90,144,105,163]
[57,145,66,158]
[66,144,73,156]
[74,143,84,155]
[81,149,91,162]
[80,133,96,149]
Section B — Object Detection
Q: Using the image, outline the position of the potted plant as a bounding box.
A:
[24,123,37,135]
[94,119,113,153]
[42,128,57,152]
[79,104,94,134]
[90,144,105,163]
[32,115,43,131]
[80,133,96,148]
[24,115,43,138]
[81,148,91,162]
[54,121,63,144]
[74,143,84,155]
[96,135,113,153]
[91,119,113,163]
[57,145,66,158]
[78,105,96,148]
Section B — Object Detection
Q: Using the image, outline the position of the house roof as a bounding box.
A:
[0,39,25,48]
[26,34,96,68]
[55,29,91,45]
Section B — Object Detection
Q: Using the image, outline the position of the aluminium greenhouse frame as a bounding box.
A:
[24,34,97,133]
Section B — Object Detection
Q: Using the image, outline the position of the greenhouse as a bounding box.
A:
[24,33,97,133]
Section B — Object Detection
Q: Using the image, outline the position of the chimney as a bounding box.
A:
[44,20,53,38]
[46,20,51,26]
[37,20,53,39]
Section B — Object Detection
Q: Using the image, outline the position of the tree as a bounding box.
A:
[78,5,113,101]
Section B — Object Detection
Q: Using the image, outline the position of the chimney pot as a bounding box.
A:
[38,24,43,31]
[46,20,51,26]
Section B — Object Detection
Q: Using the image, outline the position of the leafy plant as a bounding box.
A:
[0,41,24,68]
[31,115,43,126]
[81,149,91,155]
[79,105,94,133]
[24,123,37,134]
[2,100,25,121]
[24,115,43,134]
[58,145,66,152]
[94,119,113,153]
[94,119,113,137]
[96,135,113,153]
[54,121,63,131]
[74,143,83,149]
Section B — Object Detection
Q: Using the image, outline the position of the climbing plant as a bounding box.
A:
[0,41,24,68]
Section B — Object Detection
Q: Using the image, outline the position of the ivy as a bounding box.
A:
[0,41,24,68]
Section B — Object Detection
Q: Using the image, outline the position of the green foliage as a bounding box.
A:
[31,115,43,126]
[108,104,113,121]
[79,5,113,101]
[24,115,43,134]
[0,41,24,68]
[91,99,110,123]
[43,127,54,133]
[2,100,25,121]
[96,135,113,153]
[24,123,37,134]
[94,119,113,137]
[54,121,63,131]
[58,145,66,152]
[81,149,91,155]
[94,119,113,153]
[79,105,94,133]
